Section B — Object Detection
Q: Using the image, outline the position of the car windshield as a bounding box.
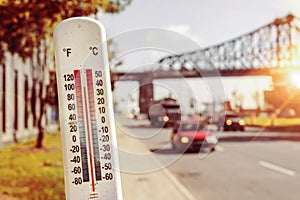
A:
[179,123,202,131]
[163,105,180,109]
[226,114,240,118]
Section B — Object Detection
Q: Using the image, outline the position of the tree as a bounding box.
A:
[0,0,132,66]
[0,0,132,148]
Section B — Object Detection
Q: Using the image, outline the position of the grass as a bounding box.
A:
[0,132,65,200]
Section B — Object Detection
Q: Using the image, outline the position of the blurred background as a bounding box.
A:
[1,1,300,200]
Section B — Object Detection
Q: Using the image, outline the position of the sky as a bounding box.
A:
[97,0,300,114]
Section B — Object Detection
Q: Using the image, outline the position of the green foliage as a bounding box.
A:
[0,132,65,200]
[0,0,132,62]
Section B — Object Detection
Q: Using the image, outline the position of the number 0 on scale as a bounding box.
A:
[54,17,122,200]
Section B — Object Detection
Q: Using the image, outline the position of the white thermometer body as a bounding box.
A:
[54,17,122,200]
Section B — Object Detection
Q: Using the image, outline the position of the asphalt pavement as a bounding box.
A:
[117,119,300,200]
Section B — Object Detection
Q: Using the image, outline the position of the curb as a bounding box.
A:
[246,125,300,132]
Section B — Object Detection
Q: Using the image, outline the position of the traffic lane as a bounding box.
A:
[218,130,300,173]
[165,133,300,200]
[167,147,300,200]
[117,122,300,174]
[117,122,300,199]
[118,122,300,173]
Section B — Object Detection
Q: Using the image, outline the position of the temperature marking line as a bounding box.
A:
[83,85,96,192]
[74,70,89,182]
[86,69,102,181]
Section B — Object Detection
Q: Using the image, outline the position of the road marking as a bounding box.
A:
[215,145,224,152]
[259,161,296,177]
[162,168,197,200]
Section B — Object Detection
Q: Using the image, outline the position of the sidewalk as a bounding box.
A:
[117,126,193,200]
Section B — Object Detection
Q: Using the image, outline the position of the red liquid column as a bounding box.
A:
[74,70,90,182]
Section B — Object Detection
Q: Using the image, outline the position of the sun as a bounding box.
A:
[289,72,300,89]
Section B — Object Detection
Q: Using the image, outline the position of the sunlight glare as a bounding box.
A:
[289,72,300,89]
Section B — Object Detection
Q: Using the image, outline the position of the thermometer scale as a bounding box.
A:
[54,17,122,200]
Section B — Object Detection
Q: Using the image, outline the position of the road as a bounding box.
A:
[116,118,300,200]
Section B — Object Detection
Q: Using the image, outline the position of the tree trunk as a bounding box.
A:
[31,77,37,127]
[35,81,45,148]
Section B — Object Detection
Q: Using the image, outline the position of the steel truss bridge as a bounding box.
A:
[112,14,300,114]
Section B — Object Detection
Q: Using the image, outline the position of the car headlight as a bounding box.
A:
[226,119,232,125]
[239,119,245,126]
[181,136,189,144]
[206,135,218,144]
[163,116,169,122]
[129,113,134,119]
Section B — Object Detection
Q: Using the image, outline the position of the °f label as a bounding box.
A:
[53,17,122,200]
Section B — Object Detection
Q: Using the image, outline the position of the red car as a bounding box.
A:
[171,120,217,152]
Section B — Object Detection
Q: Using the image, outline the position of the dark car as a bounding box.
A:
[217,112,245,131]
[171,120,217,152]
[148,98,181,127]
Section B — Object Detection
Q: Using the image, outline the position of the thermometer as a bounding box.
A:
[54,17,122,200]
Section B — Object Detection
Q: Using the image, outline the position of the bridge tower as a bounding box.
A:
[138,78,154,115]
[112,72,154,115]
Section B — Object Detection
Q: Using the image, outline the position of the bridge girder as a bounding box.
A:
[112,14,300,81]
[157,14,300,73]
